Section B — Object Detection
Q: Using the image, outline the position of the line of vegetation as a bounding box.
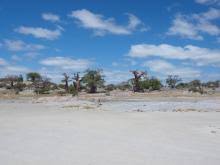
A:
[0,69,219,95]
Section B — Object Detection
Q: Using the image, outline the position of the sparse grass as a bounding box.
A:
[173,108,198,112]
[62,104,95,110]
[82,105,95,109]
[62,105,80,109]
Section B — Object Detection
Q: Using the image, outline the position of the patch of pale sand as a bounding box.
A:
[101,100,220,112]
[0,102,220,165]
[26,94,220,112]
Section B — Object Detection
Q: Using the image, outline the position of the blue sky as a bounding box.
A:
[0,0,220,84]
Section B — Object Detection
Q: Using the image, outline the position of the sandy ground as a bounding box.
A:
[0,95,220,165]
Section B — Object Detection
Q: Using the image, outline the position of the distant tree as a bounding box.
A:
[34,77,51,94]
[205,80,220,89]
[82,69,104,93]
[105,84,116,91]
[149,78,162,90]
[58,84,65,89]
[188,80,204,94]
[18,74,23,82]
[130,70,147,92]
[176,82,189,89]
[62,73,70,92]
[190,80,201,87]
[5,75,19,88]
[68,84,76,95]
[26,72,41,82]
[72,72,81,95]
[140,77,162,91]
[0,75,25,92]
[166,75,181,89]
[116,81,131,91]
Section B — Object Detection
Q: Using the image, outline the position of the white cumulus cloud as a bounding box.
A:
[167,14,203,40]
[69,9,146,36]
[128,43,220,66]
[0,58,7,66]
[144,60,201,79]
[0,58,30,77]
[167,8,220,40]
[15,26,61,40]
[42,13,60,22]
[40,56,92,70]
[103,70,132,84]
[195,0,220,5]
[3,39,45,51]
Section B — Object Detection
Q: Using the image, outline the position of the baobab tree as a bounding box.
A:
[188,79,204,94]
[62,73,70,92]
[82,69,104,93]
[26,72,41,82]
[73,72,81,94]
[6,76,18,88]
[130,70,146,92]
[34,77,51,94]
[0,75,25,92]
[166,75,181,89]
[4,75,23,88]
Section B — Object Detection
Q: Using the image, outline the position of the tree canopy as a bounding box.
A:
[166,75,181,89]
[26,72,42,82]
[82,69,104,93]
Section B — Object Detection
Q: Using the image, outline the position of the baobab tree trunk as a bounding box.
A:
[89,85,97,93]
[62,73,70,93]
[133,78,140,92]
[130,70,146,92]
[65,81,69,92]
[10,81,14,88]
[76,80,80,92]
[73,73,81,94]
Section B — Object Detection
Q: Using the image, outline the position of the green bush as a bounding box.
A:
[140,78,161,91]
[105,84,116,91]
[166,75,181,88]
[81,69,105,93]
[149,78,161,90]
[35,87,50,94]
[176,83,189,89]
[58,84,65,89]
[140,80,150,90]
[116,82,131,91]
[188,87,204,94]
[69,85,78,96]
[14,83,26,91]
[188,80,204,94]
